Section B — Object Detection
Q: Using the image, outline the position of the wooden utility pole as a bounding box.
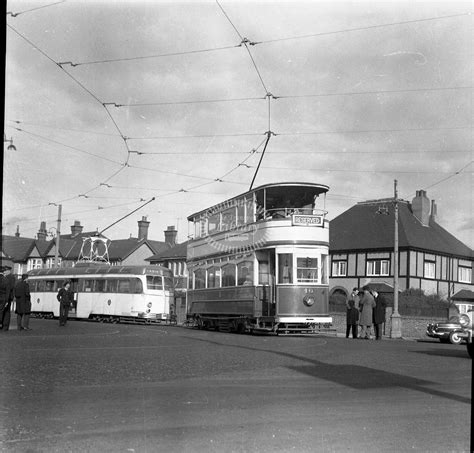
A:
[390,180,402,338]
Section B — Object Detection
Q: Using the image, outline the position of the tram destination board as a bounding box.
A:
[292,214,324,227]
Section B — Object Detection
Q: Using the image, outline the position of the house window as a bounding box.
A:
[459,266,472,284]
[27,258,43,271]
[367,260,389,276]
[332,260,347,277]
[45,258,62,269]
[424,261,435,279]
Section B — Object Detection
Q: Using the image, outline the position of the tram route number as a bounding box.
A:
[292,215,324,227]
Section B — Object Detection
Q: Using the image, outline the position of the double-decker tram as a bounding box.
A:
[186,182,332,334]
[28,264,174,324]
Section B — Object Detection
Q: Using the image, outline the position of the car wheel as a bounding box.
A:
[466,342,474,359]
[449,331,463,345]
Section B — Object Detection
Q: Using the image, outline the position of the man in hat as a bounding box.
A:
[0,265,16,331]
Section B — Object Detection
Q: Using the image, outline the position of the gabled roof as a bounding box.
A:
[146,241,188,262]
[1,235,37,261]
[329,200,473,258]
[107,238,167,261]
[451,289,474,302]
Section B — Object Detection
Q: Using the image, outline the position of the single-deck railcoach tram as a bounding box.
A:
[28,264,174,324]
[186,182,332,334]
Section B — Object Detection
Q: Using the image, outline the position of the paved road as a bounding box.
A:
[0,319,471,452]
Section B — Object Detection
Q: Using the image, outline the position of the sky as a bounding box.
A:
[3,0,473,249]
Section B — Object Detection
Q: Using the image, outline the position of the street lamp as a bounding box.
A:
[4,133,16,151]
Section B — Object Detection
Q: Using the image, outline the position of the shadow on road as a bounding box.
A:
[183,333,471,406]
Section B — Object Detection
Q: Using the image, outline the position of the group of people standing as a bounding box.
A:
[346,285,387,340]
[0,265,74,330]
[0,266,32,331]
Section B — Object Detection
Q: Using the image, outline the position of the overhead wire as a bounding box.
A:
[7,1,66,18]
[256,12,471,45]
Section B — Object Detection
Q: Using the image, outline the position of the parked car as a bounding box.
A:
[426,316,466,345]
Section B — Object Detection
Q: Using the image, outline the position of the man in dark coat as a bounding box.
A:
[372,290,387,340]
[57,281,74,326]
[346,299,359,339]
[15,274,31,331]
[0,266,16,331]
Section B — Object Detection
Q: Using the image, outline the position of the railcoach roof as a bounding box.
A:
[187,182,329,220]
[27,264,171,277]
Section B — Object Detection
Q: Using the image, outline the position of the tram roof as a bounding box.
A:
[187,182,329,220]
[27,263,172,277]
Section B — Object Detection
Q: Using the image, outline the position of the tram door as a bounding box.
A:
[257,250,276,317]
[69,278,79,314]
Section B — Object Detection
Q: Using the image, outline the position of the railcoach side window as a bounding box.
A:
[237,261,253,286]
[147,275,163,290]
[296,257,318,283]
[131,278,144,294]
[45,280,55,292]
[118,279,131,293]
[83,279,94,292]
[278,254,293,284]
[221,263,236,287]
[95,279,107,292]
[207,266,220,288]
[194,269,206,289]
[54,280,65,292]
[107,279,118,293]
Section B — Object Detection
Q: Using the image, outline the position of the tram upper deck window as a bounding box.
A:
[95,279,107,292]
[278,254,293,284]
[296,257,319,283]
[207,212,220,233]
[147,275,163,290]
[221,207,236,230]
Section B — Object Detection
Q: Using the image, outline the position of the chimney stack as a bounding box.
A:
[70,220,83,238]
[412,190,430,226]
[164,225,177,247]
[37,221,47,241]
[138,216,150,241]
[15,225,20,238]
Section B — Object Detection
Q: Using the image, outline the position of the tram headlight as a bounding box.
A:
[147,302,153,308]
[303,295,315,307]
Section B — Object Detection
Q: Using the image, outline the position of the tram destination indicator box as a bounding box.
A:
[292,214,324,227]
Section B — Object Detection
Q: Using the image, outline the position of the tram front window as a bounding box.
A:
[296,257,318,283]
